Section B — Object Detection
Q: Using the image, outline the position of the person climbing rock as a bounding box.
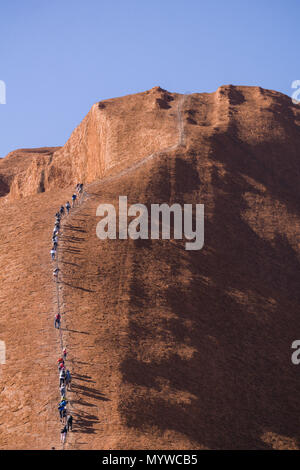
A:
[63,348,67,360]
[60,205,65,216]
[66,414,73,431]
[65,369,72,390]
[57,357,64,369]
[59,368,66,386]
[66,201,71,214]
[53,267,59,279]
[71,193,77,207]
[58,398,68,409]
[54,313,61,329]
[58,406,64,421]
[60,424,68,443]
[60,384,66,398]
[58,400,66,420]
[62,408,67,424]
[52,236,58,248]
[50,248,56,261]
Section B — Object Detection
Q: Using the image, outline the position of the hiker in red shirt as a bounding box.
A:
[54,313,61,329]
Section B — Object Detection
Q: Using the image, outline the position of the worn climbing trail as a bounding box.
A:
[52,196,86,449]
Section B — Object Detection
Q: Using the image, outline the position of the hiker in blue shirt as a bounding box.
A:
[71,193,77,208]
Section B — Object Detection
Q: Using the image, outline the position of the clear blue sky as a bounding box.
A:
[0,0,299,157]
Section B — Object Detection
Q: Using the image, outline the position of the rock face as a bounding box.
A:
[0,87,180,201]
[0,147,60,200]
[1,85,300,450]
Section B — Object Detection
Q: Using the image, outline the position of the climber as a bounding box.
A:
[58,361,65,372]
[57,358,64,369]
[53,240,58,250]
[53,226,59,236]
[65,369,71,390]
[66,414,73,431]
[53,267,59,279]
[66,201,71,214]
[58,398,68,409]
[60,383,66,398]
[58,405,65,421]
[60,424,68,444]
[72,193,77,207]
[50,248,56,261]
[63,348,67,360]
[59,369,66,386]
[60,205,65,216]
[78,183,83,194]
[54,313,61,329]
[59,368,66,386]
[58,398,67,418]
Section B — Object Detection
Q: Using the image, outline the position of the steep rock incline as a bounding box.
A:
[56,86,300,449]
[0,188,72,449]
[1,85,300,449]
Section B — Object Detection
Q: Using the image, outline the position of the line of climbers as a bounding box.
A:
[51,182,84,445]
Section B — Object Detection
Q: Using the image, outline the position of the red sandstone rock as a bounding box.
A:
[0,86,300,449]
